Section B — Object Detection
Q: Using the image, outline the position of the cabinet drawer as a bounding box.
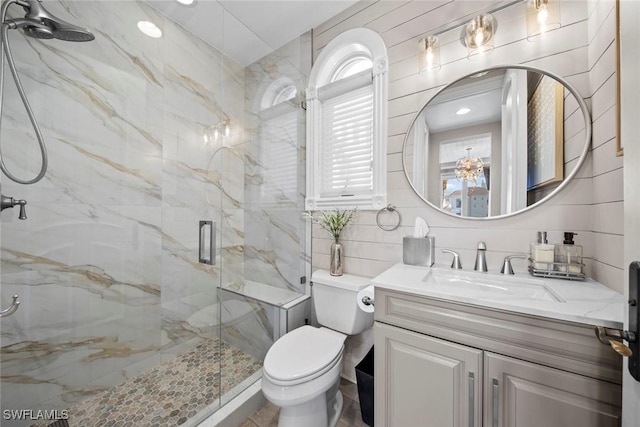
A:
[375,288,621,384]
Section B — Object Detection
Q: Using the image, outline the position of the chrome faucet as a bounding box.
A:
[474,241,488,272]
[442,249,462,269]
[500,255,527,275]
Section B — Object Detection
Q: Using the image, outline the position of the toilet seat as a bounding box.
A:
[264,326,345,386]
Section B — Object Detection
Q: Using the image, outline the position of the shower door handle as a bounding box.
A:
[199,221,215,265]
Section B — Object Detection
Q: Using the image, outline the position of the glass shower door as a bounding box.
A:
[0,1,228,425]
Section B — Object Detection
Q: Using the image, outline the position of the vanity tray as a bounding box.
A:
[528,259,586,281]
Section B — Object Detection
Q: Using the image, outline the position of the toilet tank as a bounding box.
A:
[311,270,374,335]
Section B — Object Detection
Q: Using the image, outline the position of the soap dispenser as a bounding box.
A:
[531,231,554,270]
[555,232,583,274]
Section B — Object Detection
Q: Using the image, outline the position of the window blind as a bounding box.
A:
[261,110,299,200]
[319,84,374,198]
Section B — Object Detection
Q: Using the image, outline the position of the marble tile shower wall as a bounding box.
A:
[243,34,310,293]
[0,0,245,416]
[311,0,622,291]
[211,34,312,366]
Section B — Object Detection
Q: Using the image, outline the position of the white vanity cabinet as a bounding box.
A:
[374,288,622,427]
[375,322,482,427]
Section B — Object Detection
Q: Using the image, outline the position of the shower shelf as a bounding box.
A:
[221,280,311,340]
[222,280,308,309]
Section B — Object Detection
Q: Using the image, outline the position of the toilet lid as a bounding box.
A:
[264,326,345,385]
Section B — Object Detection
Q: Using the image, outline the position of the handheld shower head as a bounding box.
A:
[22,0,94,42]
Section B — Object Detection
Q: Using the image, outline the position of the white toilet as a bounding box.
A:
[261,270,374,427]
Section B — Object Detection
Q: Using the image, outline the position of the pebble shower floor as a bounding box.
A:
[33,338,262,427]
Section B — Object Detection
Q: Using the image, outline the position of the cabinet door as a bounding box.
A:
[374,322,482,427]
[484,352,621,427]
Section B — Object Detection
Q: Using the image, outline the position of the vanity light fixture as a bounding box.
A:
[137,20,162,38]
[176,0,195,4]
[418,36,441,73]
[464,14,495,58]
[456,107,471,115]
[203,120,231,144]
[455,148,484,183]
[527,0,560,41]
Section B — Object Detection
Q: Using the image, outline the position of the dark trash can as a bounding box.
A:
[355,346,374,427]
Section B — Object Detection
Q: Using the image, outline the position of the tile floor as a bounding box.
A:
[239,378,370,427]
[35,338,262,427]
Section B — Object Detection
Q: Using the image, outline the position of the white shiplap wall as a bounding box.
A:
[311,0,622,292]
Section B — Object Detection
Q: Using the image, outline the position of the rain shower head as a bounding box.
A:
[19,0,94,42]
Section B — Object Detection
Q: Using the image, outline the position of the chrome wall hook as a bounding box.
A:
[0,294,20,318]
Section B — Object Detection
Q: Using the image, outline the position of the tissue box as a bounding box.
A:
[403,236,435,266]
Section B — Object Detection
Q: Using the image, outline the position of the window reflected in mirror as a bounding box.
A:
[402,66,589,219]
[439,137,491,217]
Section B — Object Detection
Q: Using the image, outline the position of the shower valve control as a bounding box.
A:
[1,193,27,220]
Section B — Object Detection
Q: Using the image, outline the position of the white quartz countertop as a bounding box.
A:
[370,263,626,329]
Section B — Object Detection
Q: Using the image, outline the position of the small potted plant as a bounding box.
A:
[304,208,357,276]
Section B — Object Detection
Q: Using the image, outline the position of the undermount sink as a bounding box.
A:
[422,268,566,303]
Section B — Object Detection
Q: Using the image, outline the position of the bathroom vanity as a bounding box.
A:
[371,263,626,427]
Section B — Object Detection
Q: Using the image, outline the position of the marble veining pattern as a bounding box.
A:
[242,34,310,294]
[1,0,309,423]
[0,0,247,419]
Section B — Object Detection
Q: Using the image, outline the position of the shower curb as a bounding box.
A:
[196,376,265,427]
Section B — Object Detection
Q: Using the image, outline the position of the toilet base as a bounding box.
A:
[328,390,343,427]
[276,388,343,427]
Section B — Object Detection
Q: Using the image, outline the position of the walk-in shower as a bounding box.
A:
[0,1,308,426]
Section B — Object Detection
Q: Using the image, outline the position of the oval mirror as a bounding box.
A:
[402,65,591,219]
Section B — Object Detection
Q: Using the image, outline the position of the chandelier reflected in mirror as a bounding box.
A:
[455,148,484,183]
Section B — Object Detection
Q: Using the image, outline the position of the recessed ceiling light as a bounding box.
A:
[176,0,194,4]
[137,20,162,38]
[456,108,471,115]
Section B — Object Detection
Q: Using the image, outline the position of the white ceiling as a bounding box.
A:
[147,0,360,67]
[423,70,507,133]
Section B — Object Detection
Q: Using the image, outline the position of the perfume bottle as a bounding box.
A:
[555,232,583,274]
[531,231,554,270]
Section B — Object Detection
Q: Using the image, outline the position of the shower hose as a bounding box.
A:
[0,0,48,185]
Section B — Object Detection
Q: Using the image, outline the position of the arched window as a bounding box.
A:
[261,77,298,110]
[306,28,388,210]
[258,77,300,202]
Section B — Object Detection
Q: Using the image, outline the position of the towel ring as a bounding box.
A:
[376,205,401,231]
